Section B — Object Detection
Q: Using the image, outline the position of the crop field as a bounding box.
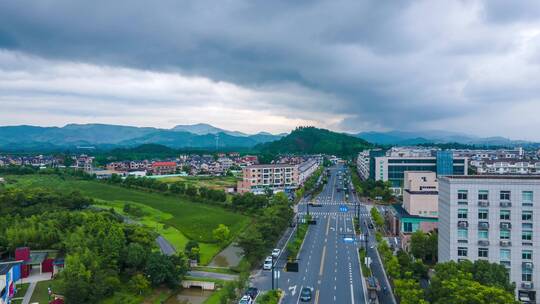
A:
[6,175,249,264]
[157,175,239,190]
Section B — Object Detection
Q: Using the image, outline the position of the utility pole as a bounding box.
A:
[271,254,275,290]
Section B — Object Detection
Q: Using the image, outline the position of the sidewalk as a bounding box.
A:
[22,282,36,304]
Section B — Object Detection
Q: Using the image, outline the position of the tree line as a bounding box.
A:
[0,187,188,303]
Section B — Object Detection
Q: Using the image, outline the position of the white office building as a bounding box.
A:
[438,175,540,303]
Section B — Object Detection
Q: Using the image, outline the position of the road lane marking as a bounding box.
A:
[295,285,304,304]
[315,289,320,304]
[325,215,331,236]
[350,283,355,304]
[319,246,326,276]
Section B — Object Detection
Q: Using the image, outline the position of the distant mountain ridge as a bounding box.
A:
[0,123,285,150]
[355,130,536,147]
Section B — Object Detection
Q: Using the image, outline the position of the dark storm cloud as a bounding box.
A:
[1,0,540,138]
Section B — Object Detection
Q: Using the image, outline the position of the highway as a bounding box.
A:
[251,164,369,303]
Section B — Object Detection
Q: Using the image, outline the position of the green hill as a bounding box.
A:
[257,126,372,157]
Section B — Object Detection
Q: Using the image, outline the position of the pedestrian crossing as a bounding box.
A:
[306,202,357,206]
[297,211,370,217]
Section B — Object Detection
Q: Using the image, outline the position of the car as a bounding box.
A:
[368,223,374,229]
[272,248,281,257]
[263,256,273,270]
[300,287,313,302]
[245,287,259,300]
[238,295,253,304]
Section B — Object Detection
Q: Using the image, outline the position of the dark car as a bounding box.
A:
[245,287,259,300]
[368,223,374,229]
[300,287,313,302]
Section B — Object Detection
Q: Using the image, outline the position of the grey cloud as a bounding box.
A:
[1,0,540,139]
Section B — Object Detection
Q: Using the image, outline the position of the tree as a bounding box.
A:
[394,278,428,304]
[370,207,385,228]
[410,230,438,264]
[213,224,231,245]
[184,240,200,261]
[129,273,150,295]
[145,252,185,288]
[58,251,93,304]
[237,229,266,263]
[125,243,149,271]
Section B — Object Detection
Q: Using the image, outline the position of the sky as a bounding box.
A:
[1,1,540,140]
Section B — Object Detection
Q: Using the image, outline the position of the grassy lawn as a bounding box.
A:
[7,175,249,264]
[29,280,63,304]
[158,175,239,190]
[12,282,30,300]
[93,200,219,264]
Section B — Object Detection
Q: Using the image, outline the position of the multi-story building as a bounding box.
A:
[385,171,439,250]
[475,160,540,175]
[403,171,439,217]
[151,161,177,175]
[73,155,94,172]
[356,149,385,180]
[438,175,540,303]
[375,150,468,195]
[298,159,319,185]
[237,164,298,194]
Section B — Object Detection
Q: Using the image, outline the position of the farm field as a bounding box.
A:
[6,175,249,264]
[157,175,239,190]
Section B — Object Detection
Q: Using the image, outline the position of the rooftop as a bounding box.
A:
[244,164,296,168]
[442,175,540,180]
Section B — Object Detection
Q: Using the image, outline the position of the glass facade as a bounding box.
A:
[436,151,454,176]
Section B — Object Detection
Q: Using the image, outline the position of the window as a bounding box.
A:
[458,247,468,257]
[522,250,533,260]
[500,230,510,240]
[458,209,468,219]
[403,222,413,232]
[458,190,468,200]
[500,249,511,261]
[500,190,511,201]
[478,230,489,239]
[478,248,489,258]
[478,209,488,220]
[478,190,489,201]
[523,223,533,230]
[458,228,468,239]
[522,211,533,221]
[523,191,533,206]
[500,210,510,220]
[522,230,533,241]
[522,268,533,282]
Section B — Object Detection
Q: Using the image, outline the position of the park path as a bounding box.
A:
[22,282,36,304]
[156,236,176,256]
[187,271,238,281]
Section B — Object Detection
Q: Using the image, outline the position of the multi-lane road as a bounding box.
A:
[252,164,397,303]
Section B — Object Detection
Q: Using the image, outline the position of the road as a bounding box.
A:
[251,164,368,303]
[350,179,397,304]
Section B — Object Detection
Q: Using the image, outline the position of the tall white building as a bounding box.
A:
[438,175,540,303]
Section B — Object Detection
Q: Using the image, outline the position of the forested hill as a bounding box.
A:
[256,126,373,157]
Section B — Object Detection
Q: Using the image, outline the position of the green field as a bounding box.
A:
[157,175,239,190]
[29,280,63,304]
[6,175,249,264]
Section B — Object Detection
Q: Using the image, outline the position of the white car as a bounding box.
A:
[263,256,273,270]
[271,248,281,257]
[239,295,253,304]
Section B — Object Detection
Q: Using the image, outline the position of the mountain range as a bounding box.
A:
[355,130,537,147]
[1,123,536,152]
[0,123,285,150]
